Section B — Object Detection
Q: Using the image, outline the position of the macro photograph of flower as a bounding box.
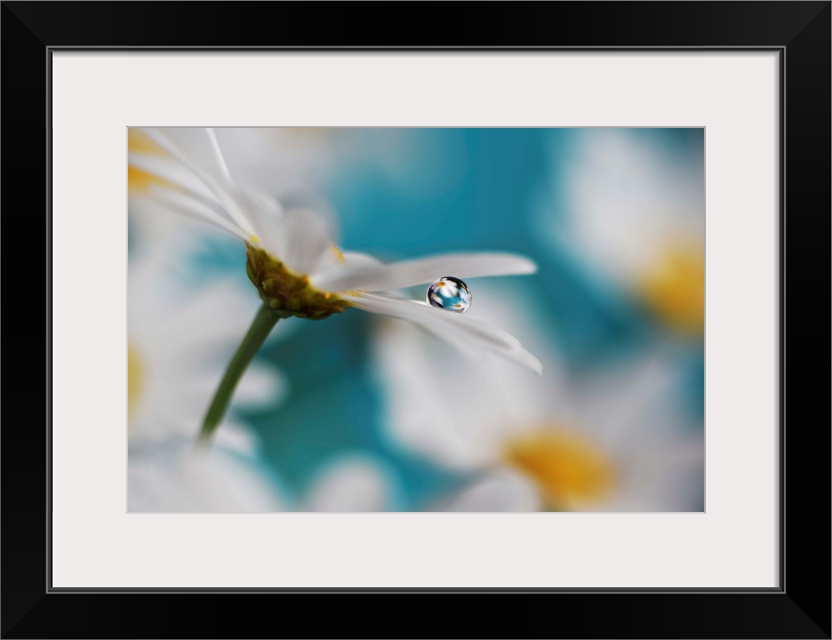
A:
[127,127,705,513]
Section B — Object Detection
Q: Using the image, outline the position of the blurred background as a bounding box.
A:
[128,127,705,512]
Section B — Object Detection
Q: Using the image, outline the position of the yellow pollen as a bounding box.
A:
[503,428,616,510]
[128,129,163,154]
[128,166,160,193]
[127,129,171,194]
[636,240,704,335]
[330,242,346,263]
[127,344,144,423]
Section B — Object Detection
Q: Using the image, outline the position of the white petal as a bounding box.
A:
[146,185,249,241]
[347,294,507,347]
[547,129,704,283]
[436,470,541,512]
[309,251,383,286]
[141,128,257,238]
[128,438,286,513]
[233,186,286,258]
[143,127,235,190]
[129,151,216,202]
[303,456,393,512]
[314,252,537,293]
[370,319,495,470]
[211,420,262,455]
[279,208,333,275]
[343,293,542,375]
[232,361,290,410]
[373,315,547,457]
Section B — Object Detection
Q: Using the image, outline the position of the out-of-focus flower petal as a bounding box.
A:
[129,151,216,200]
[141,127,257,237]
[436,470,541,512]
[146,184,250,241]
[278,208,334,275]
[303,455,395,512]
[128,438,286,513]
[343,292,543,375]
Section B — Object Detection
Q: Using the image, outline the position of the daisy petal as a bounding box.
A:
[144,128,235,190]
[342,293,542,374]
[141,128,257,237]
[438,470,541,512]
[129,152,217,201]
[310,251,384,287]
[132,152,247,230]
[147,185,250,241]
[303,456,392,512]
[314,252,537,293]
[234,186,286,258]
[279,209,333,275]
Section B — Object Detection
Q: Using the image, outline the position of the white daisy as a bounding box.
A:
[129,128,349,245]
[129,127,541,374]
[129,436,288,513]
[538,129,705,335]
[301,453,401,512]
[128,235,287,445]
[373,282,704,512]
[128,237,290,511]
[129,129,195,245]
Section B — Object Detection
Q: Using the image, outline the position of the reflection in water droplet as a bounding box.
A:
[426,277,472,313]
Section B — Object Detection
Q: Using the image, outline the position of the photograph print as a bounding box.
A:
[127,127,705,513]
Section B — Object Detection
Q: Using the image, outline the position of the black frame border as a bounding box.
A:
[2,2,829,638]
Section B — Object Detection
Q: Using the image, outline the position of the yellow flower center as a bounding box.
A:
[503,428,616,510]
[127,344,144,422]
[636,241,704,335]
[128,129,170,194]
[245,244,349,320]
[329,242,346,263]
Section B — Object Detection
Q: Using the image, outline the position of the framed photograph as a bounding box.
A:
[3,2,829,638]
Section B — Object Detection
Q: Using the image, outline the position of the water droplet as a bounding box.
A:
[426,277,472,313]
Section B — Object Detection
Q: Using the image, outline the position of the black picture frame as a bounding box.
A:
[2,2,829,638]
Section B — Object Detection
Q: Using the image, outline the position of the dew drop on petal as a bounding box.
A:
[426,277,472,313]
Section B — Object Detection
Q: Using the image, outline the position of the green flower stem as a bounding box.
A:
[199,303,285,444]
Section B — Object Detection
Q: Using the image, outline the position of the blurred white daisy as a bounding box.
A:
[210,128,367,198]
[128,127,542,375]
[128,236,287,445]
[129,444,400,513]
[129,128,349,245]
[301,453,401,512]
[373,283,704,512]
[129,437,287,512]
[128,237,289,512]
[538,129,705,335]
[129,129,190,245]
